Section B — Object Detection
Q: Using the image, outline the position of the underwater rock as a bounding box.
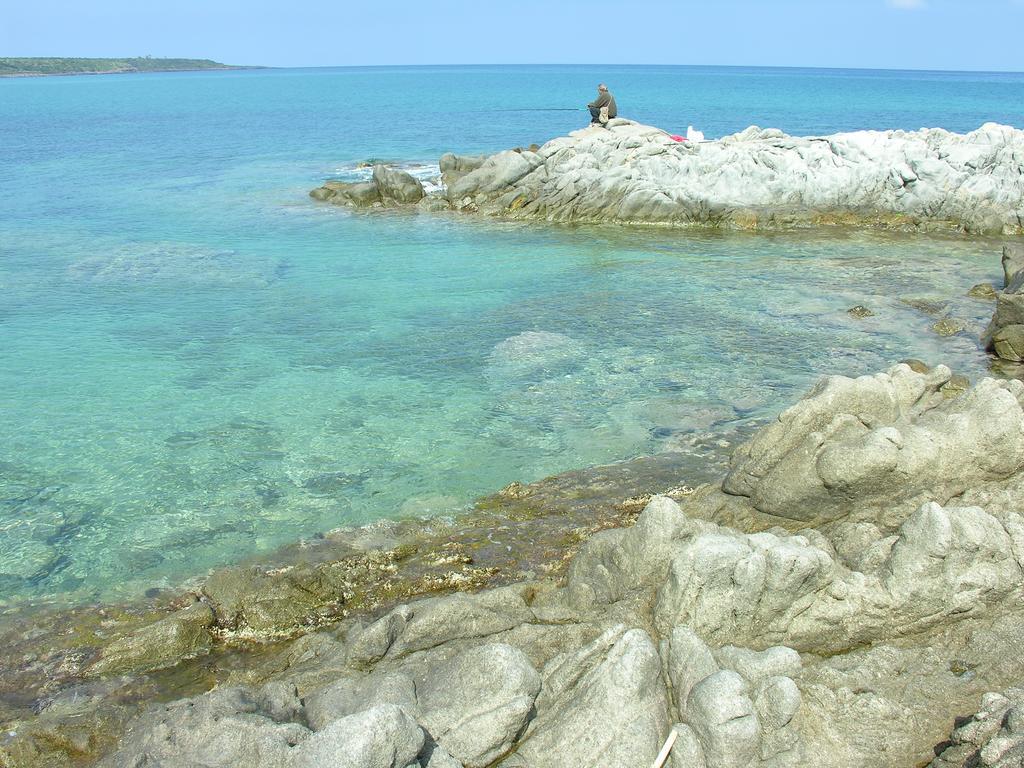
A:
[486,331,583,380]
[89,601,214,676]
[969,283,999,300]
[932,316,968,336]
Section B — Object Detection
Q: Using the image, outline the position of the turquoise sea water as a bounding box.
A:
[2,65,1023,607]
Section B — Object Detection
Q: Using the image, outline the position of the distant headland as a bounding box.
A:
[0,57,261,77]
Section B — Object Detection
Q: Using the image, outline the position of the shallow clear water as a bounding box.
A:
[1,65,1021,607]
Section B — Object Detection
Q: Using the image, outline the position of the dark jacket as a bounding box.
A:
[588,90,617,118]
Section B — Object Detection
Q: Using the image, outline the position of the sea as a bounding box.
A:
[2,64,1023,609]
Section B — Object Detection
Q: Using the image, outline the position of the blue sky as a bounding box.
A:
[3,0,1022,71]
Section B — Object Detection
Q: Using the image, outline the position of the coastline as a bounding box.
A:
[10,348,1024,767]
[0,435,742,763]
[0,66,263,78]
[5,113,1024,766]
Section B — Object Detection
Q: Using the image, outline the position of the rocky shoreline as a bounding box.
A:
[312,121,1024,235]
[5,126,1024,765]
[0,443,737,767]
[15,354,1024,768]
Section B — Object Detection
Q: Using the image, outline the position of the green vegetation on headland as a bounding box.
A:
[0,57,258,77]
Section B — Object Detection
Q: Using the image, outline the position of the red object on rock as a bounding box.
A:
[669,134,685,142]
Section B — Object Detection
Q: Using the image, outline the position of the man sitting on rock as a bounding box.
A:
[587,83,617,126]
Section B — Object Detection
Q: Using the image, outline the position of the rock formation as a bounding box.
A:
[985,243,1024,362]
[89,362,1024,768]
[310,163,425,208]
[312,121,1024,234]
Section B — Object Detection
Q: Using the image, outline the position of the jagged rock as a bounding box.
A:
[448,150,544,202]
[383,587,534,659]
[565,495,702,610]
[847,305,875,318]
[510,626,670,768]
[347,606,414,665]
[292,704,425,768]
[82,362,1024,768]
[655,499,1024,653]
[309,166,425,209]
[311,180,382,207]
[418,643,540,767]
[986,246,1024,360]
[89,601,214,675]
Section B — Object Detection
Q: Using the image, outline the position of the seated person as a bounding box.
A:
[588,84,617,125]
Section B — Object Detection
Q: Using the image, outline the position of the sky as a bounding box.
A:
[2,0,1023,72]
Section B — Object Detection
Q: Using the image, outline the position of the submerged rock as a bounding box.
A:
[847,305,874,318]
[89,601,214,676]
[969,282,999,300]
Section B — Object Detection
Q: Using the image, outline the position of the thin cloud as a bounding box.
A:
[887,0,927,8]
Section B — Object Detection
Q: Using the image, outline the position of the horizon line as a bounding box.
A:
[4,58,1024,77]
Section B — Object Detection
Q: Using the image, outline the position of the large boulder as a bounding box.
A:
[655,499,1024,653]
[373,164,425,204]
[98,686,309,768]
[439,153,486,187]
[722,364,1024,523]
[292,704,425,768]
[418,643,541,767]
[1003,243,1024,287]
[508,626,670,768]
[304,672,417,731]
